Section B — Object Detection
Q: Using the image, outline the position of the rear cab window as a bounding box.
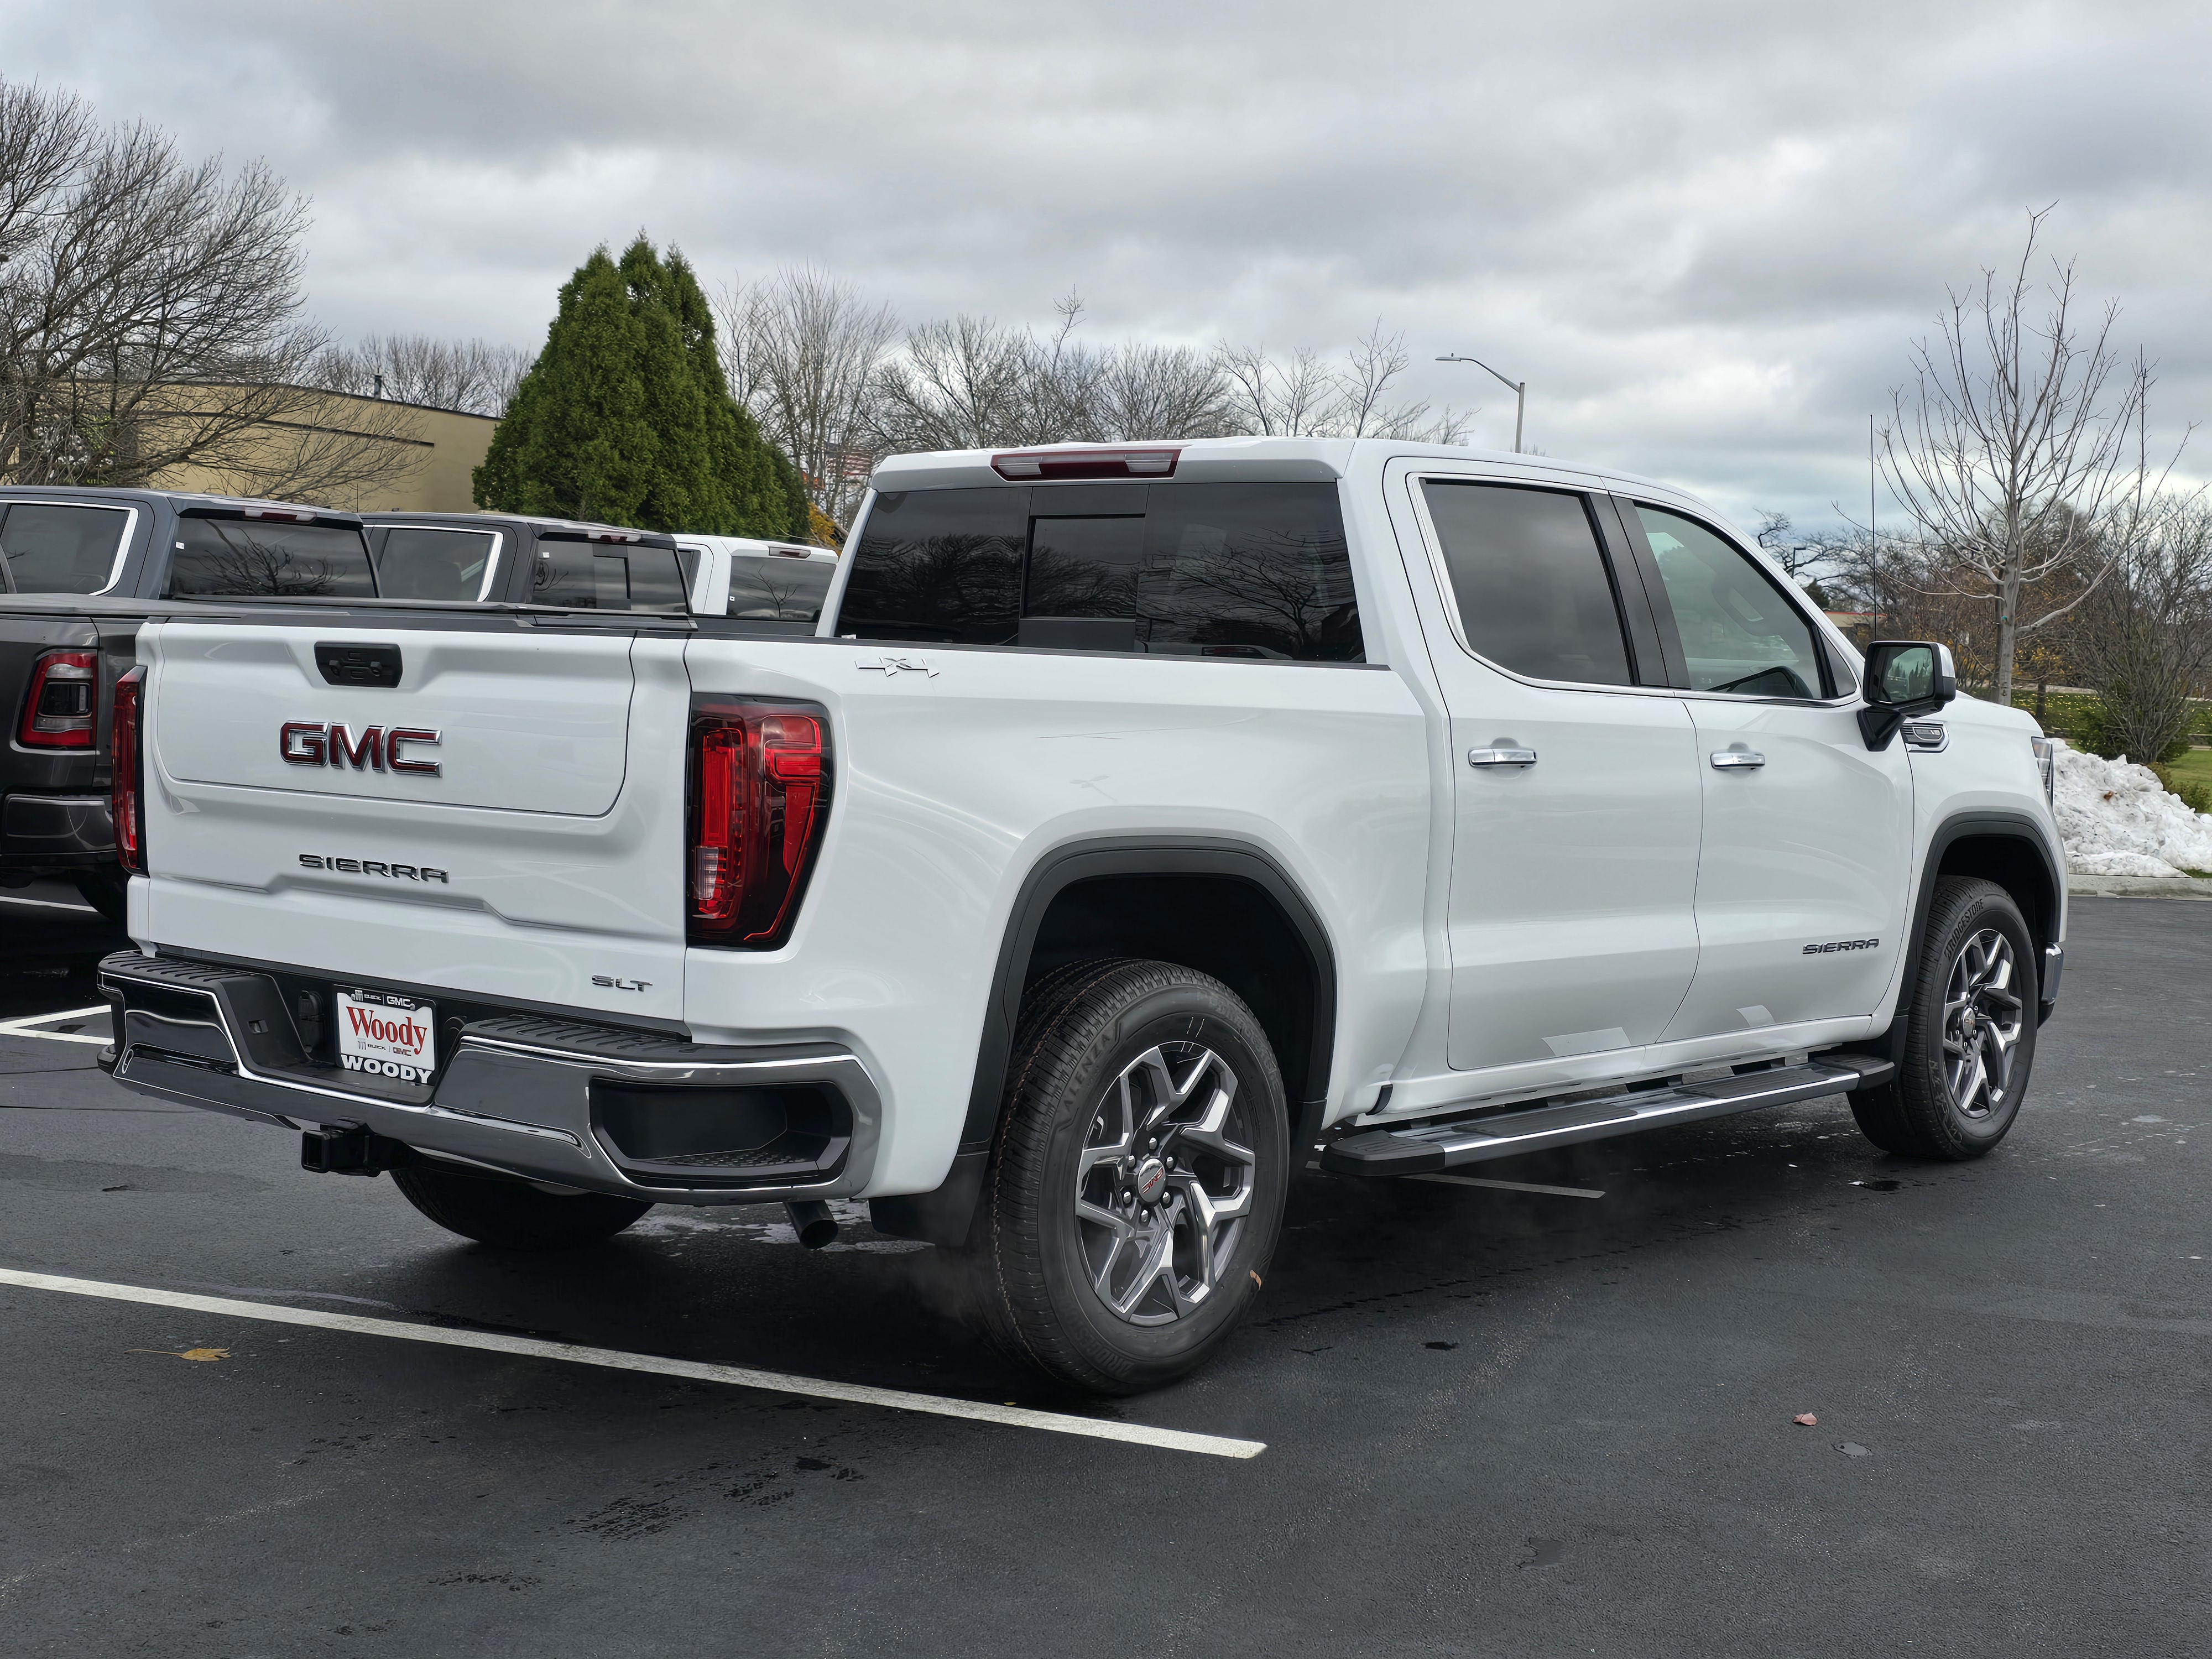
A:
[0,502,133,593]
[728,554,836,628]
[531,535,688,613]
[837,482,1363,661]
[166,513,375,598]
[369,526,503,602]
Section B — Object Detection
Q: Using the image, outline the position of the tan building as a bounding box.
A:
[150,387,498,514]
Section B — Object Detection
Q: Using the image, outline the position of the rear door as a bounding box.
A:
[1613,499,1914,1039]
[140,616,691,1025]
[1388,467,1704,1076]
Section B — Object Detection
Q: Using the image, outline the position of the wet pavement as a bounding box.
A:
[0,897,2205,1656]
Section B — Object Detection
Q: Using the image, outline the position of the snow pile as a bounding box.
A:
[2052,745,2212,878]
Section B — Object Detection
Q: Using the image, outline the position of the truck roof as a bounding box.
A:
[361,510,680,546]
[0,483,367,523]
[867,436,1702,509]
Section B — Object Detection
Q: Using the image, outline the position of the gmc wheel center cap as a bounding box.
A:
[1135,1157,1167,1204]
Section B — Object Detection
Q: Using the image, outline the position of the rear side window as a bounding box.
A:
[1631,507,1825,698]
[1421,482,1632,685]
[531,540,687,613]
[728,555,836,625]
[0,503,131,593]
[371,527,500,601]
[166,517,375,598]
[838,482,1362,661]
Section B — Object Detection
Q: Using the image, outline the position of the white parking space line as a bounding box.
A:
[1408,1173,1606,1199]
[0,1006,112,1046]
[0,893,96,912]
[0,1268,1267,1460]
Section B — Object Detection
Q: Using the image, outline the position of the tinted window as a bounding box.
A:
[839,481,1362,661]
[167,517,375,598]
[530,540,687,613]
[371,528,499,601]
[728,555,836,625]
[1422,482,1631,685]
[840,487,1026,644]
[0,503,131,593]
[1634,507,1824,698]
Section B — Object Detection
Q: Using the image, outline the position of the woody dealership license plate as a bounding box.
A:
[334,988,437,1083]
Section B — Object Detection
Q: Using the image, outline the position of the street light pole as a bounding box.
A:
[1436,354,1525,452]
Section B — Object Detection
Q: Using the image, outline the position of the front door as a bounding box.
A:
[1614,501,1914,1040]
[1400,474,1705,1075]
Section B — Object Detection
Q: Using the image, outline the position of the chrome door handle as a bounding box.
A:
[1468,747,1537,768]
[1710,750,1765,769]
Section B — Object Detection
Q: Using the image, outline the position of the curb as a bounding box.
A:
[2067,874,2212,900]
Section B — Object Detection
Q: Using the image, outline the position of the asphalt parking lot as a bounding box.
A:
[1,888,2205,1657]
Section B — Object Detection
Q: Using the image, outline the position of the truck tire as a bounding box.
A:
[1849,876,2037,1160]
[392,1160,653,1250]
[962,958,1289,1395]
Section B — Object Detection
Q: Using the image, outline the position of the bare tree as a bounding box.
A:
[315,332,535,416]
[1879,207,2180,703]
[718,267,897,531]
[1217,323,1469,442]
[2063,493,2212,761]
[0,77,423,504]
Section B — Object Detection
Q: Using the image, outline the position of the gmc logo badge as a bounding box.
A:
[281,721,441,776]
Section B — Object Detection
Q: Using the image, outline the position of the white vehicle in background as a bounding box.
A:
[675,534,839,629]
[95,437,2068,1396]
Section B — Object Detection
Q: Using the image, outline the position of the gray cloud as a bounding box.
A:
[10,0,2208,530]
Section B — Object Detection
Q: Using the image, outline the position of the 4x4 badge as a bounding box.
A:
[855,655,938,677]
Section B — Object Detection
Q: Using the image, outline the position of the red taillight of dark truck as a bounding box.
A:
[18,649,97,749]
[687,700,831,948]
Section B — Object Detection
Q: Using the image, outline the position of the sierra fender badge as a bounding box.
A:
[854,655,938,677]
[1803,938,1880,954]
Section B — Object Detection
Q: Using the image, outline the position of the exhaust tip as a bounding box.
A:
[785,1199,838,1250]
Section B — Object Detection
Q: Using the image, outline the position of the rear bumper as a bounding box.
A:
[1,792,113,870]
[95,951,881,1206]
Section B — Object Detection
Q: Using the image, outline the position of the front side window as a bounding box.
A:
[167,517,375,598]
[1421,481,1632,685]
[728,555,836,625]
[838,481,1362,660]
[0,503,131,593]
[1632,507,1824,698]
[371,528,499,601]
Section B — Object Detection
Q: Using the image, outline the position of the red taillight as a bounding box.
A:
[112,666,145,873]
[687,701,832,948]
[18,649,97,749]
[991,446,1181,481]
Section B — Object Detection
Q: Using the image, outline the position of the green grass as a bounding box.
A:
[2164,747,2212,791]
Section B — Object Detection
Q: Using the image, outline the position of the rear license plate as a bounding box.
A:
[334,988,436,1083]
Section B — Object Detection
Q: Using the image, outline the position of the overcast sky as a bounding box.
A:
[9,0,2208,531]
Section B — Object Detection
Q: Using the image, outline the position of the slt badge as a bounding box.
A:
[854,655,938,677]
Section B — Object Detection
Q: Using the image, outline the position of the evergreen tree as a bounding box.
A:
[475,236,802,536]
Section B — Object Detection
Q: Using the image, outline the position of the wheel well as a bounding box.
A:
[1936,833,2056,957]
[1022,873,1323,1110]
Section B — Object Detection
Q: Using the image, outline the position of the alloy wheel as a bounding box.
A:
[1941,927,2025,1119]
[1072,1042,1257,1326]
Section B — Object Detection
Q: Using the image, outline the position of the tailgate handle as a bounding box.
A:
[316,642,403,688]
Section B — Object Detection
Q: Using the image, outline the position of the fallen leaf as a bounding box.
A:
[1792,1412,1818,1426]
[128,1347,231,1363]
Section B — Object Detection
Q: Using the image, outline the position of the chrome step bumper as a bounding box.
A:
[95,951,880,1206]
[1321,1054,1895,1177]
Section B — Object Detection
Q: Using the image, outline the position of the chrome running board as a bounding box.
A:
[1321,1053,1895,1177]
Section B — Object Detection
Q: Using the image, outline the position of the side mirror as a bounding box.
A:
[1858,640,1957,749]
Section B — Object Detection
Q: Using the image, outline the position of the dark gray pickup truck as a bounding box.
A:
[1,488,686,916]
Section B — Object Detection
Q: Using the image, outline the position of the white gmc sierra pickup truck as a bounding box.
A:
[95,438,2067,1394]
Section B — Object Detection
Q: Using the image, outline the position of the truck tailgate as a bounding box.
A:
[139,619,691,1024]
